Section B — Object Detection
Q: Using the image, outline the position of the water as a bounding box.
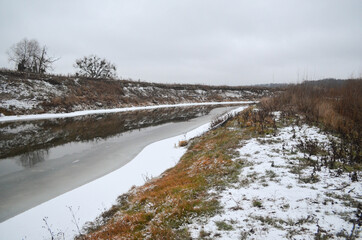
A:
[0,106,214,162]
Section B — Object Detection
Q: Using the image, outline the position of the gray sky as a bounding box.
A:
[0,0,361,85]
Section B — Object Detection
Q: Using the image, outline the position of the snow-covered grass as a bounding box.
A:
[0,101,254,122]
[0,78,67,113]
[0,106,248,240]
[1,99,38,110]
[188,123,361,239]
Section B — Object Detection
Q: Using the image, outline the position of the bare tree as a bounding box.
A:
[7,38,58,73]
[74,55,117,79]
[35,46,58,73]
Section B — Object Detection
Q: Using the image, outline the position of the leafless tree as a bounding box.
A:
[35,46,58,73]
[7,38,58,73]
[74,55,117,79]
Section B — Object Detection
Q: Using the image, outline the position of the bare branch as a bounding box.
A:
[7,38,58,73]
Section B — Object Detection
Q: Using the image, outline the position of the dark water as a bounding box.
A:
[0,106,215,171]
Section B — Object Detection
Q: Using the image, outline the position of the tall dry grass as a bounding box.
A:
[263,79,361,139]
[261,79,361,167]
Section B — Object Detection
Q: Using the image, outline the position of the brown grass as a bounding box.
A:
[262,80,361,139]
[260,79,361,168]
[178,140,188,147]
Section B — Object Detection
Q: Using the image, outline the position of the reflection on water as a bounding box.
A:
[17,150,48,168]
[0,106,218,168]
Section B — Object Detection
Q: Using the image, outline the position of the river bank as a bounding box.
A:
[0,101,253,122]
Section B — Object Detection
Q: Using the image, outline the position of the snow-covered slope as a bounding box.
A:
[188,124,361,239]
[0,70,273,115]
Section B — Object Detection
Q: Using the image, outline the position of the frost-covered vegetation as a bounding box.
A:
[188,122,360,239]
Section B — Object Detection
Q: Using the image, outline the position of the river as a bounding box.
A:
[0,105,239,222]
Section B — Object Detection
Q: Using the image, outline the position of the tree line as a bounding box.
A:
[7,38,117,79]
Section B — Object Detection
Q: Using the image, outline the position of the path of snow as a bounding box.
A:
[0,106,248,240]
[188,124,361,239]
[0,101,253,123]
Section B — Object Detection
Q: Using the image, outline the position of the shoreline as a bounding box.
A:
[0,101,254,122]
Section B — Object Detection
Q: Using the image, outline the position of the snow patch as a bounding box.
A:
[188,125,361,239]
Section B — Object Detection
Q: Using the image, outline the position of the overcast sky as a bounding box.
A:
[0,0,361,85]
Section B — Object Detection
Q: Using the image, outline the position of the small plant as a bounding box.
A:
[282,203,290,210]
[42,217,55,240]
[265,169,277,179]
[199,229,212,238]
[178,140,188,147]
[252,199,263,208]
[215,220,234,231]
[300,173,320,184]
[240,231,249,240]
[314,223,333,240]
[68,206,85,239]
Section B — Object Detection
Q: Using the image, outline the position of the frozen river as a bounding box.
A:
[0,105,238,222]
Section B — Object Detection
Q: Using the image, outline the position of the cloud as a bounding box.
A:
[1,0,361,85]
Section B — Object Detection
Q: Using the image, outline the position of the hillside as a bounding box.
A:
[0,70,273,115]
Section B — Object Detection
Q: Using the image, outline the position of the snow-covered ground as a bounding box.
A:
[188,124,361,239]
[0,78,67,113]
[0,106,248,240]
[0,101,253,122]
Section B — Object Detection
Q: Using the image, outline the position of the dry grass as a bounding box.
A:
[259,79,361,169]
[262,80,361,139]
[178,140,188,147]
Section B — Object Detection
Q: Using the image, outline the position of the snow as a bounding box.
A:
[0,106,248,240]
[1,123,38,134]
[0,101,254,122]
[195,89,206,95]
[1,99,38,110]
[0,79,66,112]
[0,79,64,97]
[188,124,361,239]
[223,91,242,98]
